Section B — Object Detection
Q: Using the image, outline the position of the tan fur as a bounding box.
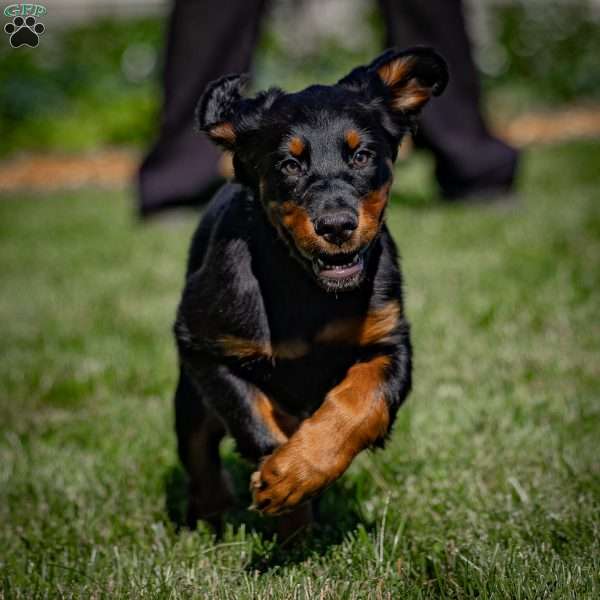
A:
[251,355,391,514]
[357,182,391,245]
[218,335,309,361]
[208,122,236,145]
[253,391,300,444]
[345,129,361,150]
[376,57,415,87]
[217,335,271,359]
[269,180,390,260]
[377,57,433,112]
[275,201,321,255]
[288,136,305,157]
[391,78,432,111]
[316,301,401,346]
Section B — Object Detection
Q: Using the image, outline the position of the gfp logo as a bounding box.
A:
[4,4,47,47]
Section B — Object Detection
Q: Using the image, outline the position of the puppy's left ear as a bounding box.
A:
[339,47,448,131]
[370,47,448,114]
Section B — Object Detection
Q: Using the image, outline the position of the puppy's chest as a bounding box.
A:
[241,333,359,416]
[234,299,400,415]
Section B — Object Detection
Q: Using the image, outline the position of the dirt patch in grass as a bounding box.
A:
[1,106,599,194]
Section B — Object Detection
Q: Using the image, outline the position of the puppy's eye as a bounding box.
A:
[281,159,302,176]
[352,150,371,168]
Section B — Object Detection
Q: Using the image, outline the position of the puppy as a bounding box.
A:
[173,47,448,534]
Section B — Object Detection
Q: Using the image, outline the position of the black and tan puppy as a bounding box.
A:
[174,47,448,534]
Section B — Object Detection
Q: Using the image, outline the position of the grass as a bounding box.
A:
[1,140,599,598]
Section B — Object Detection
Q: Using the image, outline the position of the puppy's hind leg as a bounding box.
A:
[174,369,234,531]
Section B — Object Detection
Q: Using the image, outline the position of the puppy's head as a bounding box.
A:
[197,47,448,292]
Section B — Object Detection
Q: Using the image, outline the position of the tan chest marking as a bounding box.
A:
[316,300,401,347]
[217,335,309,361]
[217,302,400,361]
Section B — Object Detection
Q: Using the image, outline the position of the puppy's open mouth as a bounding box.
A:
[312,250,365,287]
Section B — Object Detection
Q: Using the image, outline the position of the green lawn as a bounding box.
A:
[1,141,599,599]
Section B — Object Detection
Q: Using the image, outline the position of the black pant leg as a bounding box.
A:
[138,0,267,217]
[379,0,519,198]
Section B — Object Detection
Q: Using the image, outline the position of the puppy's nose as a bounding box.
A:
[314,212,358,245]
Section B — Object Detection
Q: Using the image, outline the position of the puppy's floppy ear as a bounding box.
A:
[339,47,448,137]
[195,74,249,150]
[196,74,284,155]
[370,47,448,114]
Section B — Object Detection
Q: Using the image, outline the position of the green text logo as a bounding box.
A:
[4,3,47,18]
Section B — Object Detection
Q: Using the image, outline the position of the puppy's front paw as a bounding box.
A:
[250,448,328,515]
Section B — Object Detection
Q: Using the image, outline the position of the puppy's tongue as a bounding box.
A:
[319,260,363,280]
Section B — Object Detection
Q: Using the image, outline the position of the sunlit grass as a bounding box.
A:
[1,141,599,598]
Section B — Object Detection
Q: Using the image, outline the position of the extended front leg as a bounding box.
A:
[251,352,406,515]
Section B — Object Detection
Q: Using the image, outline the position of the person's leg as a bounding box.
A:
[379,0,519,200]
[138,0,267,217]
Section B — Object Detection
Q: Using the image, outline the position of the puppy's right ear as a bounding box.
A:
[195,74,249,150]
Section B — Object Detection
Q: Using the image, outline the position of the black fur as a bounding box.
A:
[173,47,448,525]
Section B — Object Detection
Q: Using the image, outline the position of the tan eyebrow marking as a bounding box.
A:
[345,129,361,150]
[288,136,305,157]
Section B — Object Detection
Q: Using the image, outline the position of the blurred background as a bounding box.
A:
[0,0,599,191]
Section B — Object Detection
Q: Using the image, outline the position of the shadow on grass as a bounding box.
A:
[163,450,370,571]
